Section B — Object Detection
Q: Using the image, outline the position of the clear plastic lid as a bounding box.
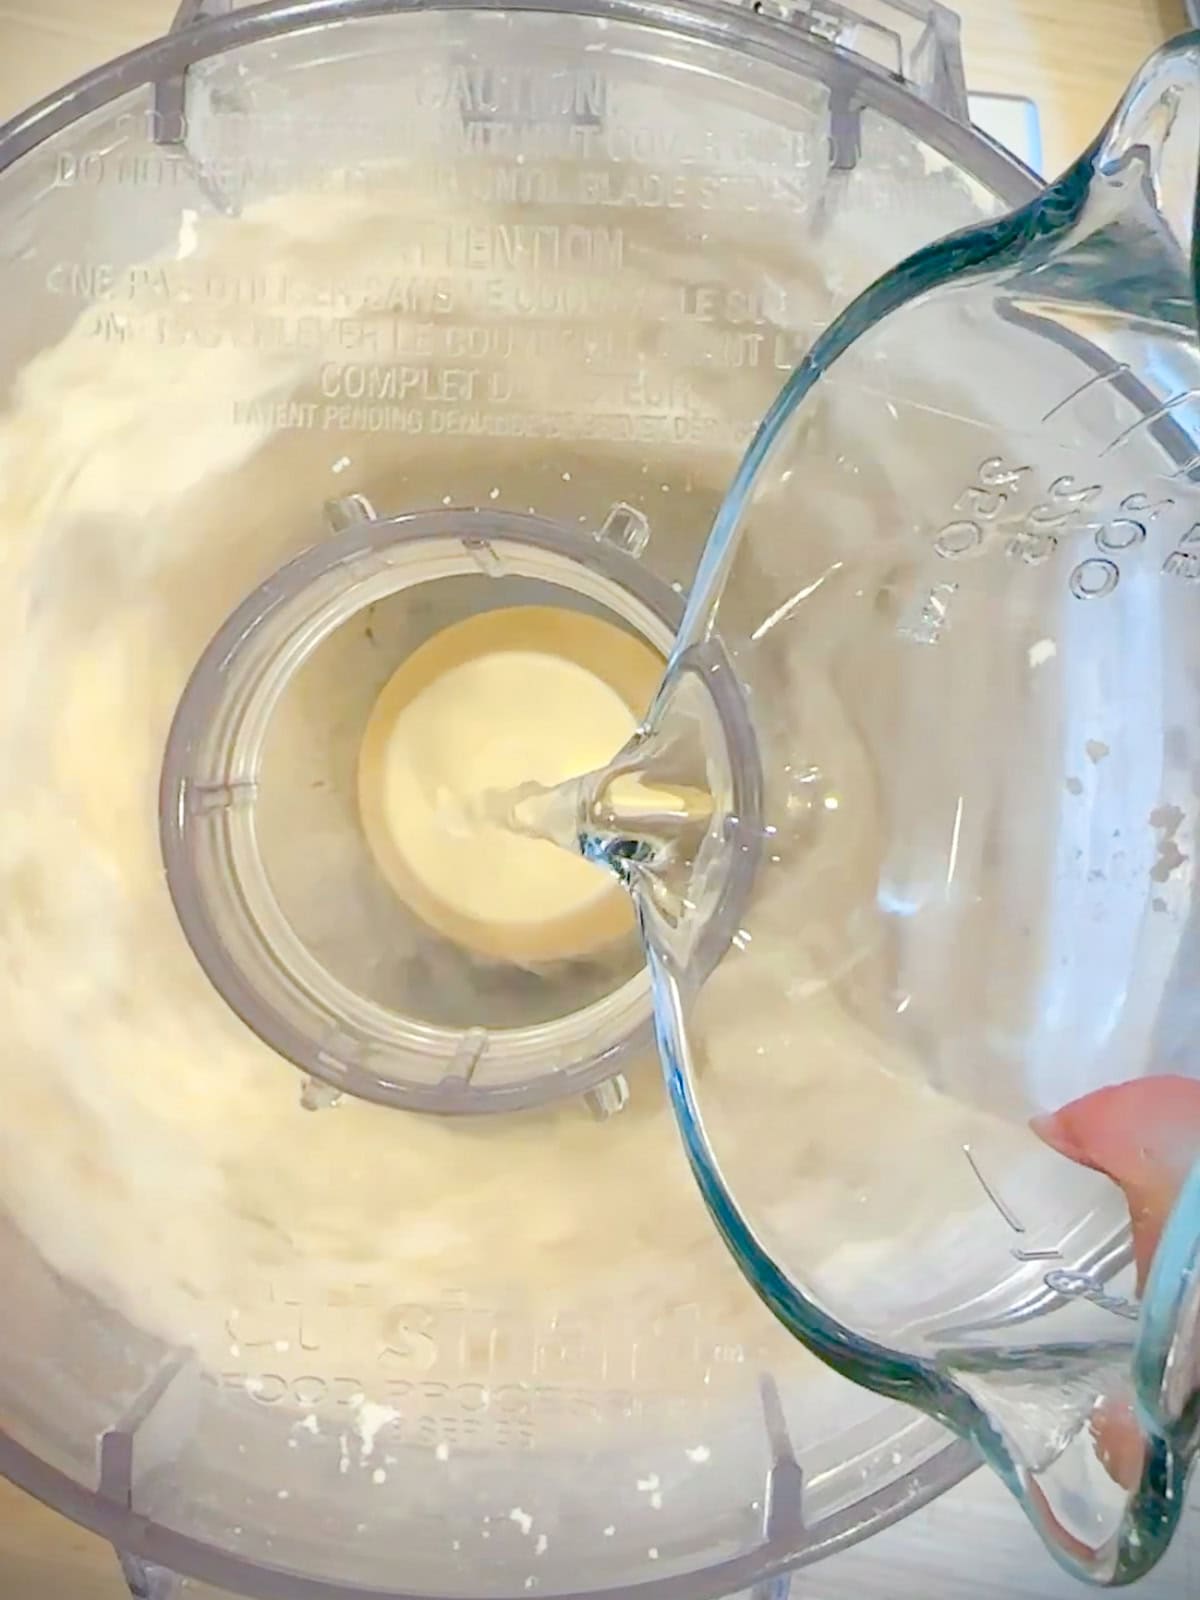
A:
[0,3,1031,1595]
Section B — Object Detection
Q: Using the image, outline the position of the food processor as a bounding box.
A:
[2,1,1190,1597]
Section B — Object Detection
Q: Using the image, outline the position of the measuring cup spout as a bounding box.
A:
[995,31,1200,337]
[1090,32,1200,332]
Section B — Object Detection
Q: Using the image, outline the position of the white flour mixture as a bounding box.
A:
[0,173,1019,1401]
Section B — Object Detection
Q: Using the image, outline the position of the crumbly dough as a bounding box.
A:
[0,173,1023,1416]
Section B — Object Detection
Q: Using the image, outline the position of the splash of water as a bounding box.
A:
[483,768,713,856]
[474,653,744,947]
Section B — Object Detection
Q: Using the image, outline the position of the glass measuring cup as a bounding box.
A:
[612,29,1200,1588]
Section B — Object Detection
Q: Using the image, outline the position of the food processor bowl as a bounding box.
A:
[0,1,1035,1595]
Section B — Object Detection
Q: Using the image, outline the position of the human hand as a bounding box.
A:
[1032,1075,1200,1489]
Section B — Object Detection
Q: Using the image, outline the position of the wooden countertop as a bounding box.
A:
[956,0,1187,172]
[0,1,1192,1597]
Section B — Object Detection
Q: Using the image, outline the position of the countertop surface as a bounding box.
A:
[0,0,1196,1596]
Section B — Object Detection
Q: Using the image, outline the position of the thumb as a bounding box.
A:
[1032,1075,1200,1293]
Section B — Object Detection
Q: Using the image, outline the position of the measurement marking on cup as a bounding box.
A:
[1099,388,1200,457]
[1011,1248,1062,1262]
[1040,365,1130,423]
[1044,1269,1139,1322]
[963,1145,1026,1233]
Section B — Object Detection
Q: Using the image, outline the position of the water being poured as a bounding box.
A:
[486,766,714,866]
[477,647,758,961]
